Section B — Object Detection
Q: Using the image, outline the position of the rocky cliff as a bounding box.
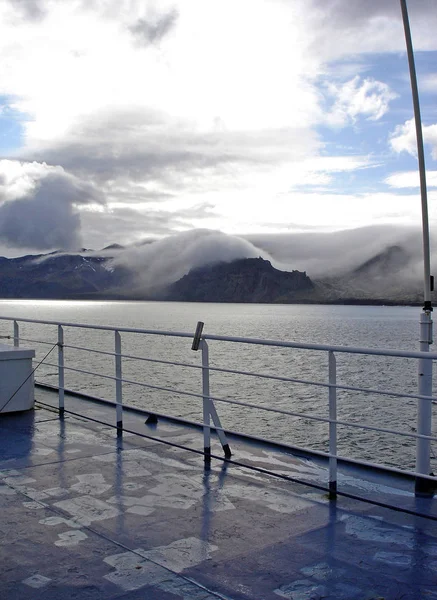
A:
[167,257,314,303]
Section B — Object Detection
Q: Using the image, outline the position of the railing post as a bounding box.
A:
[13,321,19,347]
[201,339,212,464]
[115,330,123,437]
[192,322,231,461]
[416,310,433,495]
[328,351,337,499]
[58,325,64,417]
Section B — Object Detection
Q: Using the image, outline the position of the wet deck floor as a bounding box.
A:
[1,387,437,600]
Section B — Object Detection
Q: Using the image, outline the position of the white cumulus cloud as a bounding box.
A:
[390,119,437,159]
[325,76,397,127]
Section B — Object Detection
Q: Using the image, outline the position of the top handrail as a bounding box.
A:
[0,315,193,339]
[2,314,437,360]
[203,332,437,360]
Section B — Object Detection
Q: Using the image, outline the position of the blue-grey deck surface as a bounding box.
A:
[1,388,437,600]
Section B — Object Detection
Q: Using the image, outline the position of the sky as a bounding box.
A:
[0,0,436,271]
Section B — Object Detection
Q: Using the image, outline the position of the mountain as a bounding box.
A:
[101,243,125,252]
[352,245,409,278]
[0,252,313,302]
[166,257,314,303]
[0,252,132,299]
[0,244,426,304]
[313,245,423,304]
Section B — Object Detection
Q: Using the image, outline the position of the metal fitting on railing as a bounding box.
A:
[191,321,204,351]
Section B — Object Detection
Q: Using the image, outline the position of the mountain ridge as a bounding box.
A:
[0,245,427,304]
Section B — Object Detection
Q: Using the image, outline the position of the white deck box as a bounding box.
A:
[0,344,35,413]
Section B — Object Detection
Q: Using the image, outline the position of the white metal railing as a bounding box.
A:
[1,315,436,497]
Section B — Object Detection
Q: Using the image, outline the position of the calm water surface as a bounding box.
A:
[0,300,434,471]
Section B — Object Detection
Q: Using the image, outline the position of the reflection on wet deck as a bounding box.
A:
[1,387,437,600]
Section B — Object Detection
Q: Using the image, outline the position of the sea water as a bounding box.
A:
[0,300,434,470]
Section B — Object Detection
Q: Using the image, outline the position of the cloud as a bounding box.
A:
[390,119,437,159]
[0,0,435,254]
[246,225,423,277]
[302,0,437,59]
[0,195,80,250]
[385,170,437,189]
[0,161,103,250]
[78,202,217,251]
[324,77,397,127]
[129,8,179,45]
[0,0,322,153]
[7,0,46,21]
[113,229,269,290]
[22,107,319,244]
[110,226,429,295]
[33,108,318,185]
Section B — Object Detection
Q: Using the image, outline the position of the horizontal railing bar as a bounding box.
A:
[23,334,436,408]
[63,344,118,357]
[36,364,361,426]
[37,341,437,404]
[335,418,437,442]
[38,363,342,423]
[63,343,201,370]
[0,316,193,339]
[205,392,437,442]
[19,336,57,346]
[38,342,437,403]
[42,363,204,399]
[3,315,437,360]
[51,344,437,401]
[38,338,437,403]
[203,333,437,360]
[324,381,435,403]
[122,355,198,369]
[202,364,437,403]
[42,362,117,381]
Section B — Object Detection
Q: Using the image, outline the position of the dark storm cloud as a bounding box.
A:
[129,8,179,46]
[0,171,103,250]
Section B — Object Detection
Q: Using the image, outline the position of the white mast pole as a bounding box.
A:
[400,0,433,496]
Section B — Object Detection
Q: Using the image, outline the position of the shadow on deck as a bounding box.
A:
[1,386,437,600]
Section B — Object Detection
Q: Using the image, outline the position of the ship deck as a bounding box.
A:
[1,387,437,600]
